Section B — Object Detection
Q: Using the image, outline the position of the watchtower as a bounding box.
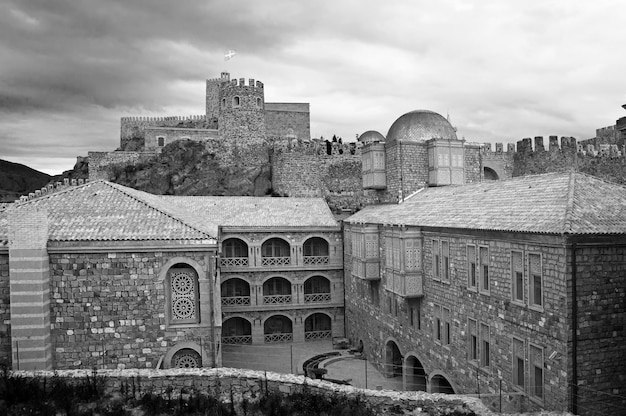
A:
[218,75,266,144]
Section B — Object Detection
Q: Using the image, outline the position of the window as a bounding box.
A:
[409,300,422,329]
[168,265,200,325]
[479,246,490,293]
[480,323,490,368]
[410,306,415,327]
[434,305,442,342]
[221,98,226,108]
[511,251,524,302]
[529,344,544,400]
[256,97,262,108]
[232,96,240,107]
[529,254,543,308]
[223,238,248,257]
[303,237,329,265]
[370,281,380,306]
[404,239,420,271]
[304,276,330,303]
[364,233,378,258]
[394,297,398,317]
[387,296,392,314]
[513,338,525,389]
[432,240,440,280]
[221,278,250,298]
[468,318,478,361]
[442,241,450,282]
[467,245,477,289]
[157,137,165,147]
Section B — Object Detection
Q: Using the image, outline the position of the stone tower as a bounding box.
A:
[218,75,266,144]
[205,72,230,121]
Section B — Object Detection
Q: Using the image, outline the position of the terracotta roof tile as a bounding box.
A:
[347,172,626,235]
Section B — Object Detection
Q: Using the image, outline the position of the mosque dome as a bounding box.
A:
[358,130,385,144]
[386,110,457,145]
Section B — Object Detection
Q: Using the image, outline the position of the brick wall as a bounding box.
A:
[570,242,626,415]
[344,224,570,413]
[48,248,218,370]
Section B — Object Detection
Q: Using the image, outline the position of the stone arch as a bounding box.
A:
[404,352,428,392]
[429,371,458,394]
[303,275,331,303]
[383,338,403,378]
[222,316,252,344]
[158,257,206,282]
[483,166,499,180]
[162,341,208,369]
[304,312,332,341]
[263,314,293,343]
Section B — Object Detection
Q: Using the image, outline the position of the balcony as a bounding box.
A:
[221,335,252,345]
[264,333,293,343]
[352,259,380,280]
[220,257,248,267]
[303,255,330,265]
[261,256,291,266]
[221,296,251,306]
[304,293,331,303]
[387,271,423,298]
[304,330,332,341]
[263,294,292,304]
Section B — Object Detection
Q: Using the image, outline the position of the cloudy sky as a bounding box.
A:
[1,0,625,175]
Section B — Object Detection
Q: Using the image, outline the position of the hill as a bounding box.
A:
[0,159,51,202]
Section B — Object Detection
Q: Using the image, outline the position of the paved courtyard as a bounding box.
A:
[221,341,404,392]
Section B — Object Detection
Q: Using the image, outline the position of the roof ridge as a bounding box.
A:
[561,171,577,234]
[102,182,215,239]
[13,179,97,207]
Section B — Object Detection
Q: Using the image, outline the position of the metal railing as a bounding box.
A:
[220,257,249,267]
[303,256,329,265]
[304,293,331,303]
[263,294,292,304]
[261,257,290,266]
[221,335,252,345]
[264,333,293,343]
[221,296,251,306]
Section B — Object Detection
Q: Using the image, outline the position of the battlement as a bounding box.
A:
[14,178,89,205]
[225,76,264,89]
[121,115,206,123]
[480,136,579,155]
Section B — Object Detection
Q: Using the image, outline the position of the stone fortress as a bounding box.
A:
[88,73,626,214]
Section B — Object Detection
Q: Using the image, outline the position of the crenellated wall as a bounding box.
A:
[120,115,208,148]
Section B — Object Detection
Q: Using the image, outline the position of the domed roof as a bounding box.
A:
[358,130,385,144]
[386,110,457,145]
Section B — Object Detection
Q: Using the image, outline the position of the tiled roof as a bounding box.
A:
[346,171,626,235]
[154,195,339,237]
[0,181,214,243]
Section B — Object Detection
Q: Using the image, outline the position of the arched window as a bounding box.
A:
[304,276,331,303]
[304,313,332,341]
[263,277,292,304]
[264,315,293,343]
[157,137,165,147]
[221,98,226,108]
[303,237,329,265]
[221,238,249,267]
[221,278,251,306]
[167,264,200,325]
[261,238,290,266]
[256,97,262,108]
[232,96,240,107]
[171,348,202,368]
[222,317,252,344]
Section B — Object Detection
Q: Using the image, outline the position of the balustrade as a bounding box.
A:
[303,256,330,265]
[221,335,252,345]
[263,294,292,304]
[304,293,331,303]
[261,256,291,266]
[221,296,251,306]
[220,257,248,267]
[264,333,293,343]
[304,330,332,341]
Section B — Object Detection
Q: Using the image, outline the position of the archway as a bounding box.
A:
[405,355,427,391]
[222,317,252,344]
[384,340,403,378]
[431,374,455,394]
[483,167,499,181]
[304,313,332,341]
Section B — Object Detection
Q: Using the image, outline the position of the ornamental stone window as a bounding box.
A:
[303,237,329,265]
[261,238,291,266]
[221,238,249,267]
[166,264,200,325]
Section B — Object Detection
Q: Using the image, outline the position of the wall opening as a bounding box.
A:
[384,340,402,378]
[483,167,499,181]
[431,374,455,394]
[405,355,427,391]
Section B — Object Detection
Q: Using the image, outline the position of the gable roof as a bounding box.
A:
[346,171,626,235]
[0,181,215,244]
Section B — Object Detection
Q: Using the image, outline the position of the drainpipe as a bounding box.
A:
[571,242,578,415]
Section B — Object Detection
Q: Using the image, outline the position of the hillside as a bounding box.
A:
[0,159,51,202]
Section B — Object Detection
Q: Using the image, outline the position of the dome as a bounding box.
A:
[386,110,457,145]
[358,130,385,144]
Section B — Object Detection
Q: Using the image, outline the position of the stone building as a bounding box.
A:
[0,180,342,372]
[343,171,626,415]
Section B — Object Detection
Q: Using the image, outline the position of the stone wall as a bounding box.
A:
[219,77,265,146]
[344,224,571,413]
[120,116,207,147]
[47,247,218,370]
[570,242,626,415]
[384,142,429,202]
[0,253,10,365]
[12,367,520,416]
[144,127,218,150]
[265,103,310,140]
[88,151,157,181]
[464,144,483,183]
